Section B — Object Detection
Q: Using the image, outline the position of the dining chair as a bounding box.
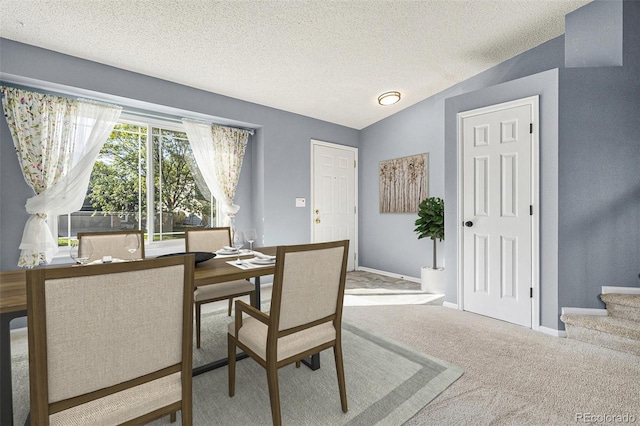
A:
[228,240,350,426]
[77,229,145,263]
[185,227,256,348]
[26,255,194,425]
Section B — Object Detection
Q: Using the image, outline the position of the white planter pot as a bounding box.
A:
[421,267,445,294]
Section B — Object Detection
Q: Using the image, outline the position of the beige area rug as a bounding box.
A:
[10,306,462,425]
[343,304,640,425]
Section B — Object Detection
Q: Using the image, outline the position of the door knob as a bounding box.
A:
[464,221,473,227]
[315,218,321,224]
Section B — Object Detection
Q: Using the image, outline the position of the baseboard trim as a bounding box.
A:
[561,307,608,316]
[356,266,421,284]
[601,286,640,295]
[442,301,459,310]
[539,326,567,338]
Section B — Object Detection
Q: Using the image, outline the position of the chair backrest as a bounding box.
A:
[270,240,349,334]
[77,230,145,262]
[26,256,194,424]
[185,227,231,252]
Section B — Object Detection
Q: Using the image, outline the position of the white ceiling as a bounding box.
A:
[0,0,590,130]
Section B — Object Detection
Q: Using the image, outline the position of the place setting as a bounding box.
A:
[227,252,276,270]
[225,230,276,269]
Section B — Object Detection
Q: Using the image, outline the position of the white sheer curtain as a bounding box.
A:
[2,87,122,267]
[182,120,249,227]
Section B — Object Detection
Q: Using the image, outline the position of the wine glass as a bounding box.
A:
[245,228,257,253]
[232,231,245,263]
[70,239,93,265]
[124,233,140,261]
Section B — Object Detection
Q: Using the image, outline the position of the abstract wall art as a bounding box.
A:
[379,153,428,213]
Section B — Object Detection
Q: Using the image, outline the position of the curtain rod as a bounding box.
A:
[122,109,255,135]
[1,80,256,136]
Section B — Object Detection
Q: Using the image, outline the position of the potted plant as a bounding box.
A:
[414,197,445,293]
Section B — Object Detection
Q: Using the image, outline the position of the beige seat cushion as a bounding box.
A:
[195,280,255,302]
[228,318,336,362]
[50,372,182,425]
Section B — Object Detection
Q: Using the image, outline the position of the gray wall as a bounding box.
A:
[0,38,359,270]
[359,94,447,277]
[359,35,566,284]
[556,0,640,321]
[359,0,639,330]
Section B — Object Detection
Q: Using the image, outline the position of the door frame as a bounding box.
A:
[310,139,359,269]
[456,96,540,330]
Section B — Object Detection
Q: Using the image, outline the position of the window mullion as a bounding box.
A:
[146,124,154,242]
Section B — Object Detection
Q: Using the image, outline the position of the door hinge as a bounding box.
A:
[530,205,533,216]
[530,123,533,134]
[354,160,356,168]
[354,205,357,214]
[530,287,533,298]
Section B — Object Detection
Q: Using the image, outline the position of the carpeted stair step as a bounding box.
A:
[600,293,640,322]
[560,314,640,357]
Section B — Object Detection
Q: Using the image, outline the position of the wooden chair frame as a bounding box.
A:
[26,256,194,425]
[185,227,255,348]
[228,240,349,426]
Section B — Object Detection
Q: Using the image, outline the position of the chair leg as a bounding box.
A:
[170,411,176,423]
[266,362,282,426]
[228,334,236,397]
[334,341,348,413]
[249,291,256,309]
[196,302,202,349]
[295,360,301,368]
[228,298,233,316]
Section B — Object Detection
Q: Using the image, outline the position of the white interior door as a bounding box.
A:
[311,140,357,271]
[459,97,537,328]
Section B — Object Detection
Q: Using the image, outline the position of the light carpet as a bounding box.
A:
[10,307,463,425]
[343,304,640,425]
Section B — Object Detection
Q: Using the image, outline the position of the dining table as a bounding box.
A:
[0,247,320,426]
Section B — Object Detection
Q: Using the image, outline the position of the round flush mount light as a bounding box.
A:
[377,91,401,106]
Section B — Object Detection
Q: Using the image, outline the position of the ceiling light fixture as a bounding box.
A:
[377,91,401,106]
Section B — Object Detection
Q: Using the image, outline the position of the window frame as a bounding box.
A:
[52,114,220,256]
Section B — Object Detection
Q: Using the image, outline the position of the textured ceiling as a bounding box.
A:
[0,0,590,129]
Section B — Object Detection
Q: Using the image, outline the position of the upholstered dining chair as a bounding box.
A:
[77,229,145,263]
[185,227,255,348]
[228,239,350,426]
[26,255,194,425]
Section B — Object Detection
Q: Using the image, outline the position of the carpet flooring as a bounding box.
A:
[343,304,640,425]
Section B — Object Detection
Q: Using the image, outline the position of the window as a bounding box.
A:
[57,119,217,246]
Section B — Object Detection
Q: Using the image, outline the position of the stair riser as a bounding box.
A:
[565,324,640,357]
[606,303,640,322]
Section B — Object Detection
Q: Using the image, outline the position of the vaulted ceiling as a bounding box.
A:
[0,0,590,129]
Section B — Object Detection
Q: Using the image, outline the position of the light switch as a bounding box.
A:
[295,197,306,207]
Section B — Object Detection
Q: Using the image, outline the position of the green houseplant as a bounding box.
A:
[414,196,444,269]
[414,197,445,293]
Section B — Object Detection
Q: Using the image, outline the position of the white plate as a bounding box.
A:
[253,252,276,261]
[216,249,238,255]
[249,257,276,265]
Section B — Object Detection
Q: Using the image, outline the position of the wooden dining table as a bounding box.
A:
[0,247,319,426]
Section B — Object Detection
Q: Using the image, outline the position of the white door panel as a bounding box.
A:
[312,142,356,271]
[461,101,534,327]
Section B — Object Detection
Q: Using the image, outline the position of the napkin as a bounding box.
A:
[254,252,276,260]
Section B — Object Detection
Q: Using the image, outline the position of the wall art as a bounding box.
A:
[379,153,428,213]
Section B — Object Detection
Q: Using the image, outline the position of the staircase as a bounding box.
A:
[560,288,640,357]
